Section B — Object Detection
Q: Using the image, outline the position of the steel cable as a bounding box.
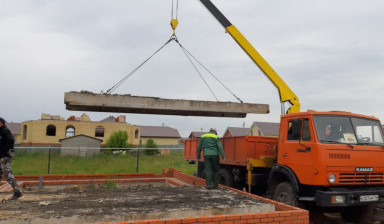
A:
[105,35,243,103]
[105,38,173,94]
[174,38,219,101]
[177,43,244,103]
[171,0,178,20]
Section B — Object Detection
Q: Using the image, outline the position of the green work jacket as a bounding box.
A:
[197,132,225,160]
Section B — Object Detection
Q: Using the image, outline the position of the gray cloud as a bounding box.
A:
[1,0,383,136]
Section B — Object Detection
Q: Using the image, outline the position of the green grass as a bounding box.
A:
[12,151,197,176]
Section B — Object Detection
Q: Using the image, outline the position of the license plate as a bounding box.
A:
[360,195,379,202]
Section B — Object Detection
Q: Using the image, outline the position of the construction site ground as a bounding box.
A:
[10,170,384,224]
[1,175,383,224]
[0,175,277,224]
[1,188,383,224]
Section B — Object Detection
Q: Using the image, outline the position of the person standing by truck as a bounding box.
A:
[0,117,22,200]
[197,128,225,189]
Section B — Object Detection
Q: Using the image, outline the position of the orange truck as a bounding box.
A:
[186,1,384,223]
[185,111,384,223]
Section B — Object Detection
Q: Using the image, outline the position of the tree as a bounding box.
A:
[105,131,130,149]
[144,138,159,156]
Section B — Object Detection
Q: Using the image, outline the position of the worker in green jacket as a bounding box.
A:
[197,128,225,189]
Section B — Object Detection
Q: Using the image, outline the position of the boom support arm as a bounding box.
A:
[199,0,300,114]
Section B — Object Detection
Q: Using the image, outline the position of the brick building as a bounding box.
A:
[19,113,140,146]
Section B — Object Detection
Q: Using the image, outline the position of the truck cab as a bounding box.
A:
[270,110,384,210]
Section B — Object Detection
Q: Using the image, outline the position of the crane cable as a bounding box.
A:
[104,0,244,103]
[104,38,173,94]
[172,35,219,101]
[105,0,179,94]
[171,0,178,20]
[169,0,221,100]
[176,42,244,103]
[104,35,219,101]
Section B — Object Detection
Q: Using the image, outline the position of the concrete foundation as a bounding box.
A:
[0,169,309,224]
[64,91,269,117]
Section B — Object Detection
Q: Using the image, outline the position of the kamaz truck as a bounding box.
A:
[185,1,384,223]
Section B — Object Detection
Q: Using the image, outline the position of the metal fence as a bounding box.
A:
[13,146,196,176]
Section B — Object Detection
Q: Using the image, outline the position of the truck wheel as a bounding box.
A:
[272,182,298,207]
[340,205,373,224]
[218,168,234,187]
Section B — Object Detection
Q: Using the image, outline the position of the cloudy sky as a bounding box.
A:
[1,0,384,137]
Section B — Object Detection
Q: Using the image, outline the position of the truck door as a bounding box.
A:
[279,118,315,183]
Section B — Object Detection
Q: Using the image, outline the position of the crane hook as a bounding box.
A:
[170,19,178,35]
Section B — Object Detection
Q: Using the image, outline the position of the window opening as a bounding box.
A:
[287,119,302,141]
[351,117,384,143]
[313,115,384,144]
[23,125,27,140]
[65,125,75,137]
[46,125,56,136]
[95,126,104,137]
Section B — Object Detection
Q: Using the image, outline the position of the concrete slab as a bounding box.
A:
[64,91,269,117]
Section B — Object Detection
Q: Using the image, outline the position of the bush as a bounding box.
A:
[144,139,159,156]
[105,131,130,149]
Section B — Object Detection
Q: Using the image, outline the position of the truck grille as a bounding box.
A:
[329,153,350,159]
[339,173,384,185]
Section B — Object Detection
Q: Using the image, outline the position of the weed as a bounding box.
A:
[103,180,117,190]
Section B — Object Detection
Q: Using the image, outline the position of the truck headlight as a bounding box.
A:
[329,174,336,184]
[331,195,345,204]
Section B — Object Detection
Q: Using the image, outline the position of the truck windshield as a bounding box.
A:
[313,115,384,145]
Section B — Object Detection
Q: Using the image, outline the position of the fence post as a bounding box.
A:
[38,176,43,193]
[136,140,142,173]
[48,148,51,174]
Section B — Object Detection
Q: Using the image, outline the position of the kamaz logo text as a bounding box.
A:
[355,167,373,172]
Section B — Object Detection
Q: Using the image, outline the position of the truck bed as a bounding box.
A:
[185,136,278,166]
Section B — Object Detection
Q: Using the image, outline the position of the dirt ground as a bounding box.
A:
[0,183,273,224]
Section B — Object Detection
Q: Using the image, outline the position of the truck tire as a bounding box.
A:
[218,168,234,187]
[272,182,298,207]
[340,205,373,224]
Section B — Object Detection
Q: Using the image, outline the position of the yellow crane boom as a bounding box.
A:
[199,0,300,114]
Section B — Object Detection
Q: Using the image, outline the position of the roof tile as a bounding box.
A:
[254,122,279,136]
[7,122,21,134]
[140,126,180,138]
